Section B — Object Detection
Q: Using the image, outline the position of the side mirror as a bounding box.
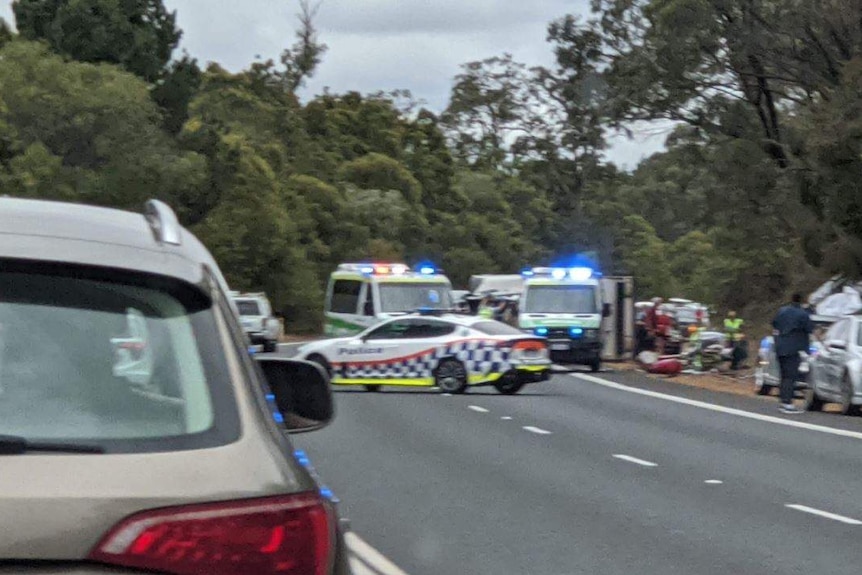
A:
[255,357,334,433]
[602,303,612,318]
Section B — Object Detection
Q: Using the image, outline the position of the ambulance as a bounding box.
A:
[519,266,611,371]
[324,262,454,336]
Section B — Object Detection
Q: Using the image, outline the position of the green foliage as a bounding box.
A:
[13,0,181,82]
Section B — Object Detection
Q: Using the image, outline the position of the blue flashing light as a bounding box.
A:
[248,346,256,355]
[359,265,375,275]
[319,486,335,499]
[419,266,435,275]
[272,412,284,424]
[265,393,275,401]
[521,268,535,277]
[809,345,819,355]
[535,327,549,336]
[294,450,311,467]
[569,327,584,337]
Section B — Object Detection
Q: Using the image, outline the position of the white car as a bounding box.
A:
[296,313,552,394]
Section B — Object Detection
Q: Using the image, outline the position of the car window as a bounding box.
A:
[331,279,362,314]
[473,321,525,336]
[0,266,239,453]
[235,299,261,316]
[403,320,456,338]
[378,283,452,312]
[364,319,412,340]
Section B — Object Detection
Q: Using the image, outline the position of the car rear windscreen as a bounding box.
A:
[235,299,261,316]
[472,321,525,336]
[0,266,239,453]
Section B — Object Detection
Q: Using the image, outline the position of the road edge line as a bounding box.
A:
[345,532,411,575]
[571,373,862,440]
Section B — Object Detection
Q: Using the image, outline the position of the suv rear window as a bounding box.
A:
[0,265,239,453]
[236,299,261,316]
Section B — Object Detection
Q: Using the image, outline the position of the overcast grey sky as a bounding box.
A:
[0,0,667,167]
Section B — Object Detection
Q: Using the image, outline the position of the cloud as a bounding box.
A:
[0,0,664,166]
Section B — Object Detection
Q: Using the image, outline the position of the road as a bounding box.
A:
[281,345,862,574]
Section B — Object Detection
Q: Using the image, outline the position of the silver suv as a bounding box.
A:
[232,292,281,352]
[0,197,349,574]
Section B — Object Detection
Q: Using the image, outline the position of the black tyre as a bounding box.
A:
[262,340,277,353]
[493,377,524,395]
[364,384,382,392]
[802,387,824,412]
[839,375,860,416]
[589,358,601,373]
[435,359,468,394]
[307,354,332,379]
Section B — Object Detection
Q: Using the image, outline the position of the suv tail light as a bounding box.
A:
[88,492,333,575]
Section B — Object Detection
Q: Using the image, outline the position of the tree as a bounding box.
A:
[0,40,205,211]
[152,54,202,135]
[13,0,181,82]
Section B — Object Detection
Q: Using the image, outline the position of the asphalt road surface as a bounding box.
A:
[282,345,862,574]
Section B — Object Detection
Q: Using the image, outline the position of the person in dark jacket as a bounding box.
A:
[772,293,813,414]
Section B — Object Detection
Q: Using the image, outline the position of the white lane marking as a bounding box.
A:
[346,532,411,575]
[613,454,658,467]
[468,405,489,413]
[704,479,724,485]
[350,557,379,575]
[572,373,862,440]
[441,393,452,397]
[501,416,513,420]
[523,426,552,435]
[785,504,862,525]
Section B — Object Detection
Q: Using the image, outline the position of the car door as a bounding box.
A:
[332,319,413,382]
[819,318,850,393]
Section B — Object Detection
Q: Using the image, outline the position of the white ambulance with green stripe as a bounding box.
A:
[519,266,610,371]
[324,262,453,336]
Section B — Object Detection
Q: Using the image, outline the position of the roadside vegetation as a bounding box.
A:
[2,0,861,331]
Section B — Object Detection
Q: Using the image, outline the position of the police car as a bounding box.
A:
[296,312,552,394]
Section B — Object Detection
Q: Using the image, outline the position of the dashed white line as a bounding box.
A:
[704,479,724,485]
[523,426,552,435]
[501,416,513,420]
[612,454,658,467]
[572,372,862,440]
[785,504,862,525]
[350,557,379,575]
[468,405,489,413]
[441,393,452,397]
[346,532,412,575]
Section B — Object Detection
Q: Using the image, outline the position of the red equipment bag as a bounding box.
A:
[647,358,683,375]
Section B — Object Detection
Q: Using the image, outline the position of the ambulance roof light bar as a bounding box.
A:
[523,266,599,280]
[337,262,443,276]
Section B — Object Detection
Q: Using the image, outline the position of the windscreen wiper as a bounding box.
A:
[0,435,105,455]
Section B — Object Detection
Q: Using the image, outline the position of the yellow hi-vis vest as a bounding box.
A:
[724,317,743,340]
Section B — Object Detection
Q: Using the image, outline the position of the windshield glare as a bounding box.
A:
[378,283,452,312]
[0,270,238,451]
[523,285,597,314]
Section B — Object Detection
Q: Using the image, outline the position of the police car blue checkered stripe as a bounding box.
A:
[333,339,510,380]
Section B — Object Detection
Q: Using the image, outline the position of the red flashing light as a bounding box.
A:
[88,492,333,575]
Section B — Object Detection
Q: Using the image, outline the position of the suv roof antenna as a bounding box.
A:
[145,199,182,246]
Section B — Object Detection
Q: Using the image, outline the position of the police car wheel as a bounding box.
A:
[364,385,382,392]
[494,378,524,395]
[436,359,467,394]
[589,359,601,373]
